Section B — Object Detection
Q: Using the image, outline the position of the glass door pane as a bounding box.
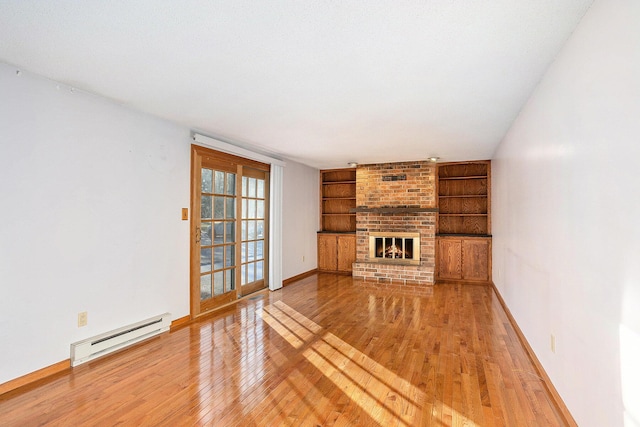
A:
[200,168,236,302]
[240,171,268,295]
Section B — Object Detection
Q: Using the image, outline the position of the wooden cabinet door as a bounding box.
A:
[462,239,490,281]
[337,234,356,272]
[318,234,338,271]
[437,238,463,280]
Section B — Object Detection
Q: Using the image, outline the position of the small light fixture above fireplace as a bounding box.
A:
[369,232,420,265]
[347,162,358,168]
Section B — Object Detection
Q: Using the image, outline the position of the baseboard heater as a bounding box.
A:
[70,312,171,367]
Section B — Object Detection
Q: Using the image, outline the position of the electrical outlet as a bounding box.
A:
[550,334,556,353]
[78,311,88,327]
[302,255,305,262]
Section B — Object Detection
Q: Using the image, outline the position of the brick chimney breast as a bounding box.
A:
[353,161,437,288]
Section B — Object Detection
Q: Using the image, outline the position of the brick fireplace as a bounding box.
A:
[352,161,437,289]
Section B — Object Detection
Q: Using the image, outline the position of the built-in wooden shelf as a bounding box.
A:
[436,161,492,284]
[319,168,357,274]
[437,161,490,236]
[320,168,357,233]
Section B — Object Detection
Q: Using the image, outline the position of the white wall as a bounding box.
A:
[0,62,192,383]
[492,1,640,426]
[0,62,322,386]
[282,160,319,279]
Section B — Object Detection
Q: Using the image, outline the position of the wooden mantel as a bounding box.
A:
[352,207,439,214]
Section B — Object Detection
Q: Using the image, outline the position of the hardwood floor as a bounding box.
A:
[0,273,567,426]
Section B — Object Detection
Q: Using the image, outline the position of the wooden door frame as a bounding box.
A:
[190,145,270,318]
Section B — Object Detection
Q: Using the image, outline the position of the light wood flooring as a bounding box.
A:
[0,273,567,426]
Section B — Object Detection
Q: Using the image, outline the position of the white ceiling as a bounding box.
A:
[0,1,593,169]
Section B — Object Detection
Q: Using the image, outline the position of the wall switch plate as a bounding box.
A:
[78,312,88,327]
[550,334,556,353]
[181,208,189,220]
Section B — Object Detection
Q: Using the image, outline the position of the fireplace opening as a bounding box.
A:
[375,238,413,259]
[369,232,420,265]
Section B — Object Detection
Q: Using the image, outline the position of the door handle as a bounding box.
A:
[195,226,201,244]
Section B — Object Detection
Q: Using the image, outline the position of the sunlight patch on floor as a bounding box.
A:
[259,300,425,425]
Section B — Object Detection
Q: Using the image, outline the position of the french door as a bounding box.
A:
[191,146,270,317]
[240,168,269,295]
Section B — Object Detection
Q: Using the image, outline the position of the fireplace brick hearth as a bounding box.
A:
[352,161,437,286]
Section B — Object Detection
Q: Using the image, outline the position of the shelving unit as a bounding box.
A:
[320,169,357,232]
[436,161,492,283]
[437,162,490,236]
[318,168,357,274]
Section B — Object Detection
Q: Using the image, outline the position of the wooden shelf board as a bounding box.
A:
[317,231,356,234]
[322,213,356,216]
[437,233,492,238]
[439,214,488,217]
[438,195,487,198]
[322,197,356,200]
[322,181,357,185]
[438,176,487,181]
